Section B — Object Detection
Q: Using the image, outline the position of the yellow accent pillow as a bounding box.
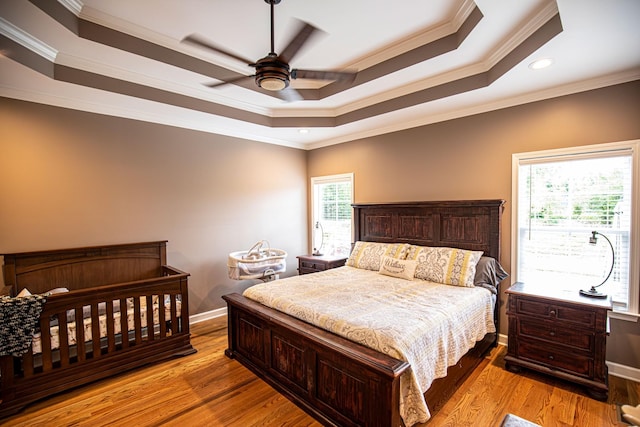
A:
[346,241,410,271]
[406,245,483,287]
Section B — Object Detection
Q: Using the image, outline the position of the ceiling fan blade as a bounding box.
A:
[278,21,320,64]
[182,34,255,66]
[204,74,255,88]
[291,69,357,83]
[278,86,303,102]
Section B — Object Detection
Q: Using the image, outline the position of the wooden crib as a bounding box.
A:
[0,241,195,418]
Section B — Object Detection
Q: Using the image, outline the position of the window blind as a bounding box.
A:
[311,174,353,257]
[517,154,632,309]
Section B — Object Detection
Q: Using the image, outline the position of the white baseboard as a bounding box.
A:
[498,333,640,383]
[498,333,508,347]
[189,307,227,324]
[607,361,640,383]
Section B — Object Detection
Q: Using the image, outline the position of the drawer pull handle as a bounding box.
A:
[548,355,555,360]
[549,310,556,317]
[549,331,556,337]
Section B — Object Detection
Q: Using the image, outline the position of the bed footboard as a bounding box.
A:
[223,293,409,427]
[0,267,195,418]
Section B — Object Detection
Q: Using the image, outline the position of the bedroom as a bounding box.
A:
[1,0,640,425]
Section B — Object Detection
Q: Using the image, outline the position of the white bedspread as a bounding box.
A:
[243,266,495,426]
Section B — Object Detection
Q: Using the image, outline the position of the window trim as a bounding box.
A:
[511,140,640,315]
[310,172,354,255]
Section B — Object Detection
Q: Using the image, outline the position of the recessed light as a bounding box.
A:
[528,58,554,70]
[298,129,309,134]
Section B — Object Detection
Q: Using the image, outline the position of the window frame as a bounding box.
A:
[511,140,640,317]
[310,173,354,257]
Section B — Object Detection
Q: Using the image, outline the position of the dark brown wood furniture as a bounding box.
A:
[0,241,196,417]
[223,199,505,426]
[296,254,347,275]
[505,281,611,400]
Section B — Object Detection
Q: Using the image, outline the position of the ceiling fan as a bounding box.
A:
[182,0,357,101]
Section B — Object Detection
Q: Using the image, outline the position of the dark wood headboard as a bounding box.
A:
[353,200,505,260]
[2,241,168,296]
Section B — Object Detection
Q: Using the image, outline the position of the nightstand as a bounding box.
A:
[505,282,612,400]
[297,254,347,275]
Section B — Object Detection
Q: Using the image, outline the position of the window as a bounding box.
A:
[311,173,354,257]
[512,140,639,314]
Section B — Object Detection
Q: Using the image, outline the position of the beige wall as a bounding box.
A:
[1,80,638,369]
[0,98,308,314]
[308,80,640,368]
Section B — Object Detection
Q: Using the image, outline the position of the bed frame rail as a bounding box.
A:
[224,293,409,427]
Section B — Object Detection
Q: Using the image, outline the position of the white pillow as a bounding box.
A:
[378,256,417,280]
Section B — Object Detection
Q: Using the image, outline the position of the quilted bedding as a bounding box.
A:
[243,265,495,426]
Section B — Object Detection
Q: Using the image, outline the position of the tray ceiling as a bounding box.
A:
[1,0,639,149]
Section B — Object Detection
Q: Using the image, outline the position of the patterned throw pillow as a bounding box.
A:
[406,245,483,287]
[346,241,410,271]
[378,256,417,280]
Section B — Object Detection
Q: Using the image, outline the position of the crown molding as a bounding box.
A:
[0,17,57,61]
[3,69,637,151]
[306,70,640,150]
[58,0,83,15]
[0,83,307,150]
[55,51,275,116]
[345,0,476,70]
[484,0,559,69]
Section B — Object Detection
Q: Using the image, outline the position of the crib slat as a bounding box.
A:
[134,297,142,344]
[91,304,101,357]
[76,306,86,362]
[58,311,69,368]
[40,317,53,372]
[159,294,166,338]
[106,300,115,353]
[170,294,178,334]
[120,297,129,349]
[23,346,34,377]
[146,295,154,341]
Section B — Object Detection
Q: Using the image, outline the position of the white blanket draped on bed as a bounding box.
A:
[243,266,495,426]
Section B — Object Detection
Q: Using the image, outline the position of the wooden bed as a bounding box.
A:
[223,200,505,426]
[0,241,196,418]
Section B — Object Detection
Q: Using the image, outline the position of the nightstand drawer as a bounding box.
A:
[517,339,592,378]
[300,260,327,271]
[518,318,593,351]
[515,298,596,328]
[297,255,347,275]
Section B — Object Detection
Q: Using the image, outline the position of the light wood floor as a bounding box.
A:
[3,316,638,427]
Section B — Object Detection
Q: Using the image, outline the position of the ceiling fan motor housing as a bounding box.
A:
[255,55,290,91]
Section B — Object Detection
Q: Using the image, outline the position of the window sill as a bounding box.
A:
[609,310,640,322]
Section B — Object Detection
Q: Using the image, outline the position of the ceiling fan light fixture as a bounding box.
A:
[255,55,290,91]
[257,75,288,91]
